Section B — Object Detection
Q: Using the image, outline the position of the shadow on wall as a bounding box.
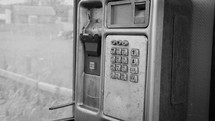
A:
[188,0,215,121]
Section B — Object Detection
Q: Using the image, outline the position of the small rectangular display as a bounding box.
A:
[111,3,133,25]
[107,0,150,28]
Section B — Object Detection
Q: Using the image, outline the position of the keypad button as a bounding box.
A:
[131,49,140,57]
[110,64,116,71]
[121,73,128,81]
[117,40,123,45]
[130,67,139,74]
[116,48,122,55]
[110,72,116,79]
[122,48,129,56]
[115,64,121,71]
[115,72,121,80]
[111,56,116,63]
[111,47,117,55]
[116,56,122,63]
[131,58,139,66]
[130,74,138,83]
[122,57,128,64]
[122,40,129,46]
[111,40,117,45]
[121,65,128,72]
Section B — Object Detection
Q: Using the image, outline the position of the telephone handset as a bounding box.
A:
[79,9,102,57]
[77,6,102,110]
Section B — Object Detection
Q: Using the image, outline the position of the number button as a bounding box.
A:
[122,57,128,64]
[121,73,128,81]
[116,48,122,55]
[131,58,139,66]
[111,56,116,63]
[121,65,128,72]
[111,47,117,55]
[117,40,123,46]
[131,49,140,57]
[115,72,121,80]
[111,40,117,45]
[110,64,116,71]
[110,72,116,79]
[122,48,129,56]
[130,67,139,74]
[116,56,122,63]
[115,64,121,71]
[122,40,129,46]
[130,74,138,83]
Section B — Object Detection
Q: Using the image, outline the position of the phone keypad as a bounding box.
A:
[110,40,140,83]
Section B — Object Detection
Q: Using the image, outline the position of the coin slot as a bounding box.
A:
[134,2,146,24]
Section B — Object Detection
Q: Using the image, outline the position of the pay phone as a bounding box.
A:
[51,0,192,121]
[74,0,192,121]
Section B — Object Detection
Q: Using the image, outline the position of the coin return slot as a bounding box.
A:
[135,2,146,24]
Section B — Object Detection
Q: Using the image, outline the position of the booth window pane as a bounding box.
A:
[0,0,74,120]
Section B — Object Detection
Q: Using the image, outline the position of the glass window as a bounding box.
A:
[0,0,74,120]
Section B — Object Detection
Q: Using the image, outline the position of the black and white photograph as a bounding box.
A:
[0,0,214,121]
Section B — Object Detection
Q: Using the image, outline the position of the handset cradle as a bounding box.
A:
[80,33,101,57]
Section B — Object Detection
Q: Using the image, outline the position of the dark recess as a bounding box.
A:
[209,10,215,121]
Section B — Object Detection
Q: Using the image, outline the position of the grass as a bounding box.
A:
[0,77,73,121]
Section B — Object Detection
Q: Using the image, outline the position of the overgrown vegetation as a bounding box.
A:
[0,78,73,121]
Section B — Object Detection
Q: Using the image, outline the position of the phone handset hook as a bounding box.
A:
[82,10,91,34]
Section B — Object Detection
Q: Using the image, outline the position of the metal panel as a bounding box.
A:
[103,35,148,121]
[83,74,100,109]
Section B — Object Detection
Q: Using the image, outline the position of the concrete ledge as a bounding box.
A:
[0,69,73,97]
